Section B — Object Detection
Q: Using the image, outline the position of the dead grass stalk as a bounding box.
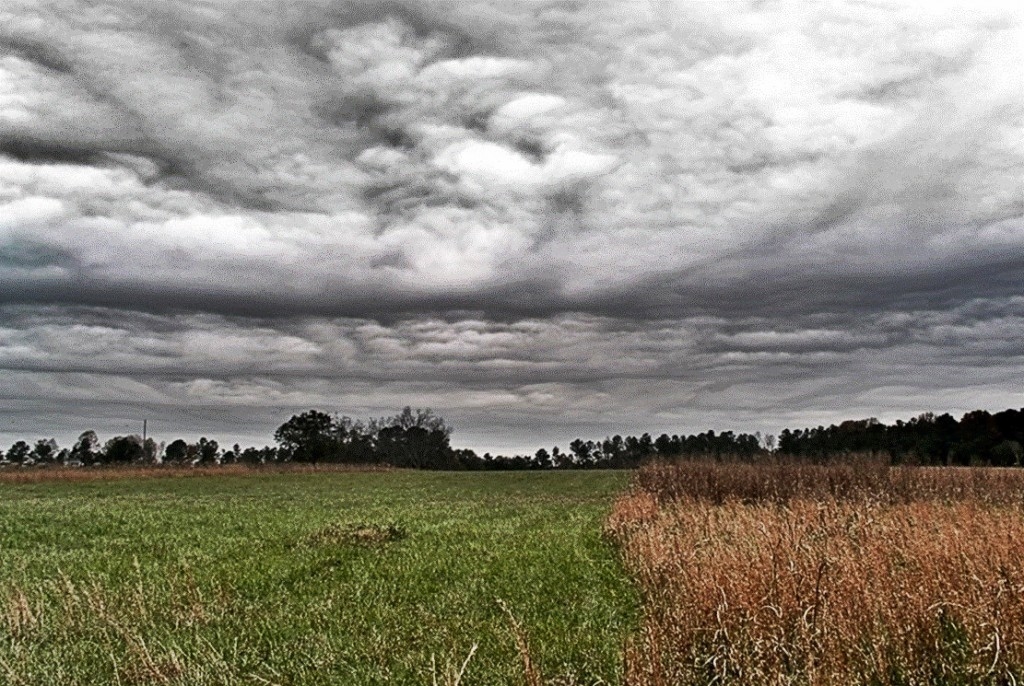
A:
[607,461,1024,685]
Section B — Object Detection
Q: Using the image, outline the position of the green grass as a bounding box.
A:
[0,470,638,685]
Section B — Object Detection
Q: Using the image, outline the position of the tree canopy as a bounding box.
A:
[4,406,1024,470]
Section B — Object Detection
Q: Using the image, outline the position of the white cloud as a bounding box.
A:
[1,0,1023,450]
[0,195,65,228]
[435,139,541,186]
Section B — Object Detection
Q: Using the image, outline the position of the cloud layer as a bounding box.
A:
[1,1,1022,452]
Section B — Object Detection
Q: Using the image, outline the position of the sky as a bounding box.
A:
[1,0,1022,455]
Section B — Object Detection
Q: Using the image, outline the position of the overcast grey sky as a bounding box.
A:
[1,0,1022,454]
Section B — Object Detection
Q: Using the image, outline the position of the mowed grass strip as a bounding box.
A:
[0,470,639,685]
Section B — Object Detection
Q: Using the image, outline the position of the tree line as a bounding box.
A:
[776,408,1024,466]
[4,406,1024,470]
[0,408,467,470]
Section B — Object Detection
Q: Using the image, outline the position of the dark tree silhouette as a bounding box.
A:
[31,439,58,464]
[103,435,145,464]
[164,439,189,464]
[70,430,99,466]
[6,440,31,465]
[197,437,219,465]
[274,410,337,463]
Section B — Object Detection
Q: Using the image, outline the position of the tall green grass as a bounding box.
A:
[0,470,638,685]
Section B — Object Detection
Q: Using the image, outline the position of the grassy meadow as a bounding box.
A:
[606,461,1024,686]
[0,469,638,685]
[6,461,1024,686]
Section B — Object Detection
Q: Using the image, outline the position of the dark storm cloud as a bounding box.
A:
[4,0,1016,319]
[0,137,103,166]
[0,236,77,270]
[4,295,1023,453]
[0,33,75,75]
[284,0,496,65]
[1,1,1022,452]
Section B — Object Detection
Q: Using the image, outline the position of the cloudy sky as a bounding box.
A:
[1,0,1022,454]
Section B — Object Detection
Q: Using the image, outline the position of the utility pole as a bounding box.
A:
[143,419,147,442]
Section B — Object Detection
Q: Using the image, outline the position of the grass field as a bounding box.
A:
[606,461,1024,686]
[0,469,638,685]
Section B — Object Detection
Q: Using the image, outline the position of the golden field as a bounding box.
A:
[605,461,1024,686]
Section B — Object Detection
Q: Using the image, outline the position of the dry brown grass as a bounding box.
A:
[634,458,1024,506]
[498,598,544,686]
[606,461,1024,685]
[0,462,391,484]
